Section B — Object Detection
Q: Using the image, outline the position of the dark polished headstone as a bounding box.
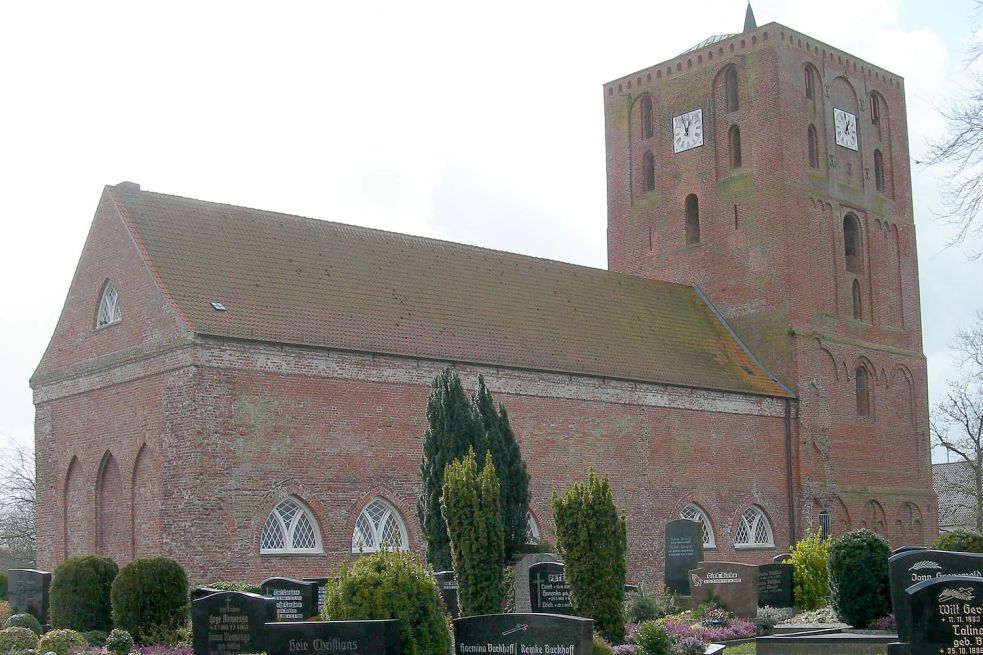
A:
[453,613,593,655]
[434,571,460,618]
[303,577,336,617]
[893,546,928,556]
[757,563,794,608]
[260,577,319,622]
[513,554,562,613]
[906,575,983,655]
[7,569,51,624]
[664,519,703,596]
[888,549,983,643]
[772,553,791,564]
[688,561,759,618]
[528,562,573,614]
[192,587,222,601]
[264,620,401,655]
[624,584,639,594]
[192,591,276,655]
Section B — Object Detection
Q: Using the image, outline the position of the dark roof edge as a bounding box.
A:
[190,332,792,402]
[692,286,796,398]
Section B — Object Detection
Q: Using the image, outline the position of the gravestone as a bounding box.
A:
[528,561,573,614]
[434,571,460,618]
[900,575,983,655]
[303,577,335,616]
[263,620,401,655]
[454,613,593,655]
[888,549,983,643]
[757,563,794,608]
[514,553,562,613]
[7,569,51,624]
[664,519,703,595]
[687,561,759,618]
[192,587,222,601]
[192,591,276,655]
[624,584,639,594]
[772,553,791,564]
[893,546,928,556]
[260,577,318,621]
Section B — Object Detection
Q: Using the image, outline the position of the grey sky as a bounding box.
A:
[0,0,980,460]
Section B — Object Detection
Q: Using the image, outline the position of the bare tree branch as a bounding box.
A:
[0,443,37,568]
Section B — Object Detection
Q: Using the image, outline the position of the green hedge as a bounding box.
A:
[0,626,39,651]
[38,628,88,655]
[827,529,890,627]
[790,530,830,610]
[5,612,43,635]
[931,530,983,553]
[50,555,119,631]
[111,557,189,644]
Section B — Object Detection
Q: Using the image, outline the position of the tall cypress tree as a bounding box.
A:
[472,375,531,559]
[417,368,485,571]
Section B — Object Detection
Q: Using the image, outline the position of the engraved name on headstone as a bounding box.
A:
[664,519,703,596]
[6,569,51,625]
[260,577,318,622]
[453,613,593,655]
[263,619,401,655]
[688,562,759,618]
[528,561,573,614]
[904,576,983,655]
[192,591,275,655]
[757,563,794,608]
[434,571,460,618]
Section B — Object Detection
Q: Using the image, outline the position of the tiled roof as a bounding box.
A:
[108,184,791,398]
[934,461,979,531]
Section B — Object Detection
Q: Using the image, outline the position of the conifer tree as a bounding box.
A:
[441,448,505,616]
[417,368,485,571]
[551,468,627,644]
[472,376,531,558]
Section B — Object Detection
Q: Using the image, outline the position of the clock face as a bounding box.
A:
[672,109,704,153]
[833,108,858,151]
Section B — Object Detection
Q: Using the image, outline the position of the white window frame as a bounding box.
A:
[680,503,716,549]
[351,498,409,553]
[260,496,323,555]
[96,281,122,328]
[734,506,775,548]
[525,512,541,544]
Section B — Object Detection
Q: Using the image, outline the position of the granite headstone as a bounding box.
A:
[664,519,703,595]
[904,575,983,655]
[6,569,51,624]
[893,546,928,556]
[772,553,791,564]
[513,553,562,613]
[192,587,223,601]
[888,549,983,643]
[260,577,318,622]
[528,561,573,615]
[263,620,401,655]
[688,561,759,618]
[434,571,460,618]
[453,613,593,655]
[757,563,794,608]
[192,591,276,655]
[303,577,337,616]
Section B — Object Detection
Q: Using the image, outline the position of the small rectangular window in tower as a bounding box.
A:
[819,511,831,540]
[734,205,738,229]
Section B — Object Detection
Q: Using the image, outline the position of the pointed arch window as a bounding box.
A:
[680,503,716,548]
[874,149,885,193]
[641,96,654,139]
[729,125,742,169]
[734,506,774,548]
[260,497,323,554]
[96,282,121,328]
[856,367,871,416]
[808,125,819,169]
[525,513,541,544]
[818,510,831,540]
[352,498,408,553]
[870,93,881,125]
[805,66,816,101]
[685,194,700,245]
[725,66,739,112]
[843,214,862,273]
[643,151,656,192]
[852,279,863,320]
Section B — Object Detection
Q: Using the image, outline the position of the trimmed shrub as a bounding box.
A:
[50,555,119,631]
[199,581,261,595]
[106,628,134,655]
[0,600,10,624]
[552,469,627,644]
[592,634,613,655]
[624,585,676,623]
[441,448,505,616]
[635,621,671,655]
[111,557,189,644]
[83,630,108,646]
[931,530,983,553]
[37,628,87,655]
[0,626,39,651]
[321,550,450,655]
[5,613,43,635]
[789,529,830,610]
[827,529,891,627]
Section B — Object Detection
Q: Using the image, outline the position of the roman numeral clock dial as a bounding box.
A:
[833,108,858,151]
[672,109,704,153]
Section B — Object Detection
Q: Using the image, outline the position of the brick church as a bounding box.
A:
[32,10,935,585]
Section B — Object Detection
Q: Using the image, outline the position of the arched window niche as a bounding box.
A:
[685,194,700,245]
[729,125,742,169]
[808,125,819,169]
[852,279,863,320]
[805,65,817,101]
[874,149,885,193]
[856,366,872,416]
[260,496,323,554]
[641,96,654,139]
[643,151,655,192]
[352,498,409,553]
[680,503,716,548]
[725,67,739,112]
[843,214,862,273]
[525,513,541,545]
[96,281,121,328]
[734,506,774,548]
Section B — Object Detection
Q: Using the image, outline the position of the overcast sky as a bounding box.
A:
[0,0,980,460]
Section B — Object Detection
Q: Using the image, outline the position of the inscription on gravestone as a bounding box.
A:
[888,549,983,644]
[303,578,336,617]
[513,553,562,613]
[757,563,794,608]
[192,591,275,655]
[664,519,703,596]
[688,562,759,618]
[905,576,983,655]
[263,620,401,655]
[435,571,460,618]
[7,569,51,624]
[454,613,593,655]
[260,577,318,622]
[528,561,573,614]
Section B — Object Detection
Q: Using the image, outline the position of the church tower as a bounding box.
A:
[604,12,935,543]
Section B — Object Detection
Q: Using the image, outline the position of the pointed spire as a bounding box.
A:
[743,3,757,33]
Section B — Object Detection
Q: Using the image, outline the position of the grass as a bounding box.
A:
[724,643,756,655]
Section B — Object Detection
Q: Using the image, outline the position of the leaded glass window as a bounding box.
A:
[96,282,121,328]
[734,506,774,548]
[680,504,716,548]
[351,498,408,553]
[260,497,323,554]
[525,513,541,544]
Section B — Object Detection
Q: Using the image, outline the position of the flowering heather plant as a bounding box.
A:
[870,614,896,631]
[670,636,706,655]
[624,623,639,644]
[612,645,638,655]
[134,645,193,655]
[661,616,756,642]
